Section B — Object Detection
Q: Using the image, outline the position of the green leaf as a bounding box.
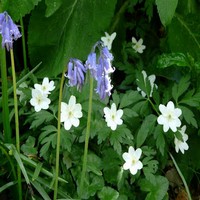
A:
[45,0,62,17]
[21,136,38,156]
[28,0,117,76]
[2,0,42,21]
[120,90,144,109]
[32,162,43,181]
[87,153,102,176]
[139,175,169,200]
[168,14,200,60]
[156,0,178,26]
[156,53,189,68]
[136,114,157,147]
[38,125,57,143]
[179,90,200,107]
[172,75,190,102]
[154,125,165,156]
[179,106,198,128]
[98,186,119,200]
[29,111,54,129]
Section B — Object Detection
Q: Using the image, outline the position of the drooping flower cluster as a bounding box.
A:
[61,95,83,130]
[66,38,115,100]
[122,146,143,175]
[0,11,21,51]
[137,70,158,98]
[30,77,55,112]
[103,103,123,130]
[157,101,189,154]
[131,36,146,54]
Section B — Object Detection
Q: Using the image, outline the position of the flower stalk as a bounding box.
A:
[10,49,22,200]
[53,68,66,200]
[80,74,94,195]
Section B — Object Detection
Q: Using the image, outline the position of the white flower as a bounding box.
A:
[174,125,189,154]
[61,95,83,130]
[30,89,51,112]
[101,32,117,50]
[157,101,182,132]
[34,77,55,95]
[122,146,143,175]
[132,37,146,53]
[103,103,123,131]
[16,82,28,102]
[137,70,157,97]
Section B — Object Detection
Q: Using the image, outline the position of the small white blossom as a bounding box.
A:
[30,89,51,112]
[157,101,182,132]
[137,70,158,97]
[103,103,123,131]
[101,32,117,50]
[34,77,55,95]
[174,125,189,154]
[16,82,28,102]
[61,95,83,130]
[132,37,146,53]
[122,146,143,175]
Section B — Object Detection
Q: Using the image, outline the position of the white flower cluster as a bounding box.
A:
[30,77,55,112]
[157,101,189,154]
[137,70,158,98]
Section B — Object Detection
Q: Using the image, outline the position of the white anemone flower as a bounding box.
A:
[122,146,143,175]
[101,32,117,50]
[34,77,55,95]
[137,70,158,97]
[61,95,83,130]
[157,101,182,132]
[103,103,123,131]
[174,125,189,154]
[30,89,51,112]
[132,37,146,53]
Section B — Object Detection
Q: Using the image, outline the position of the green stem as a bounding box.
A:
[169,153,192,200]
[0,39,12,142]
[10,49,22,200]
[147,97,159,115]
[20,17,27,69]
[53,68,66,200]
[80,75,94,195]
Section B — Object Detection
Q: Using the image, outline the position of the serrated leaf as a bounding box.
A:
[168,14,200,60]
[28,0,117,76]
[2,0,42,21]
[30,110,54,129]
[156,0,178,26]
[120,90,144,108]
[136,114,157,147]
[156,53,189,68]
[98,186,119,200]
[139,176,169,200]
[172,75,190,102]
[45,0,62,17]
[87,153,102,176]
[180,90,200,107]
[180,106,198,128]
[154,125,165,156]
[38,125,57,143]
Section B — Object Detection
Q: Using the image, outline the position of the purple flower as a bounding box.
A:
[85,52,97,79]
[65,58,86,90]
[0,11,21,51]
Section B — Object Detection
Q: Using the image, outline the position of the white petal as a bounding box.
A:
[132,37,137,44]
[71,118,80,127]
[64,121,72,130]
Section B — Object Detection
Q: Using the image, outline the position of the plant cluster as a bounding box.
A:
[1,0,200,200]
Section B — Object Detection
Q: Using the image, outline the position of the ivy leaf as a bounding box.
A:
[139,175,169,200]
[168,14,200,60]
[156,53,189,68]
[172,75,190,102]
[45,0,63,17]
[2,0,42,21]
[136,114,157,148]
[156,0,178,26]
[98,186,119,200]
[28,0,117,76]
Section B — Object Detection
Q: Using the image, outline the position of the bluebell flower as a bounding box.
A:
[65,58,86,90]
[85,52,97,79]
[0,11,21,51]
